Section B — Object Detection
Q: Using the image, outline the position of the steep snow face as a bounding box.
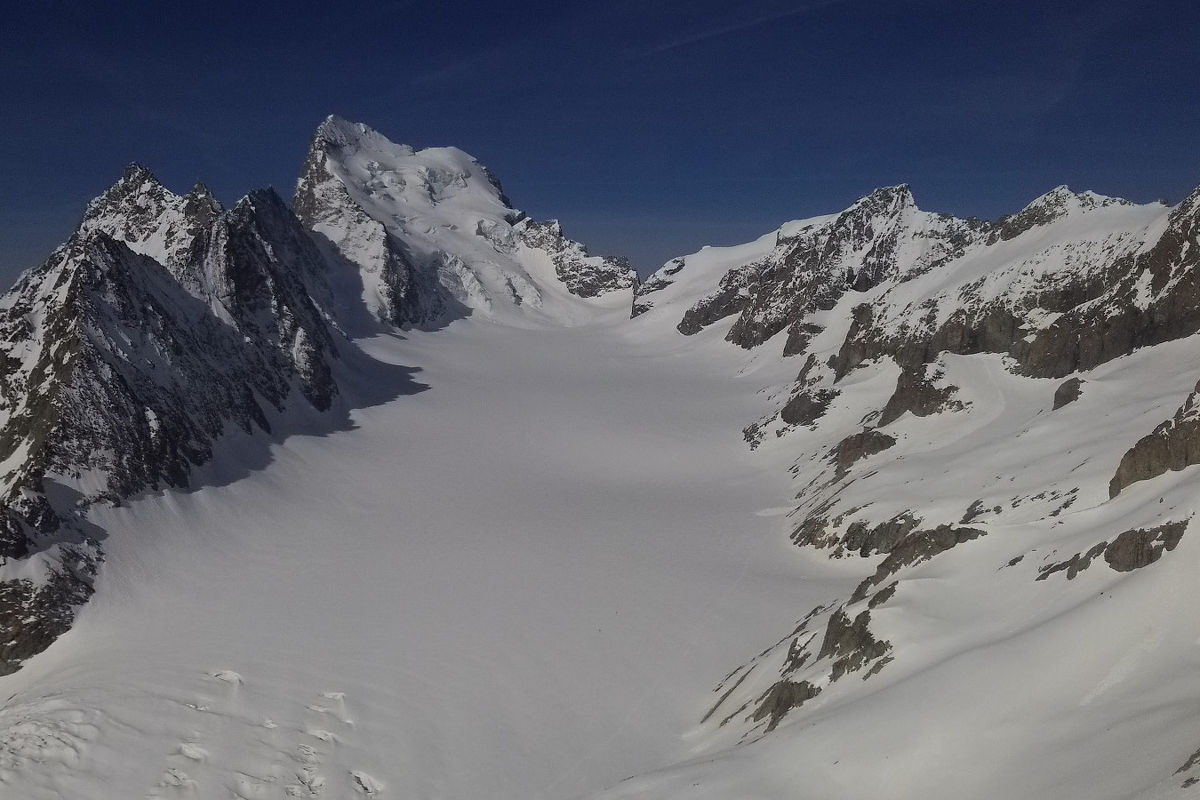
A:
[295,116,637,329]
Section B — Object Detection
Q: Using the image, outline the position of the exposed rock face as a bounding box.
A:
[991,185,1132,242]
[631,258,684,317]
[513,218,637,298]
[1110,381,1200,497]
[819,192,1186,385]
[751,680,820,732]
[1014,190,1200,379]
[851,525,984,602]
[1053,377,1084,409]
[1036,521,1188,581]
[831,429,896,476]
[677,264,757,336]
[1175,745,1200,784]
[842,513,922,557]
[1037,541,1109,581]
[779,387,837,427]
[0,569,94,675]
[204,190,339,411]
[74,165,338,411]
[879,365,959,426]
[817,608,892,681]
[712,596,894,737]
[1103,521,1187,572]
[77,163,222,278]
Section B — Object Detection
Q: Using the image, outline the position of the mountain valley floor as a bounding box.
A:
[0,306,844,800]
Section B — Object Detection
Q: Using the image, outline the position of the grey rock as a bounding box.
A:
[1053,377,1084,409]
[780,388,838,427]
[1103,521,1187,572]
[1110,381,1200,497]
[514,218,638,299]
[831,429,896,476]
[0,173,347,671]
[852,525,984,602]
[1036,541,1108,581]
[879,365,958,426]
[677,264,758,335]
[843,513,922,557]
[751,680,821,732]
[1036,521,1188,580]
[817,608,892,681]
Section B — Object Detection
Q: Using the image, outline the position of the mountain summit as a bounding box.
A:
[295,115,637,329]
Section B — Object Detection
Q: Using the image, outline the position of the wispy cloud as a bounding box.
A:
[638,0,858,56]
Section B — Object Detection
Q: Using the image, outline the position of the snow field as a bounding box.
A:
[0,312,840,800]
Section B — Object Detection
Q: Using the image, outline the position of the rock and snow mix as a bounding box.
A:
[1,118,1200,799]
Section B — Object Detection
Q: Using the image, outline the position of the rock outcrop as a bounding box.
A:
[1110,381,1200,497]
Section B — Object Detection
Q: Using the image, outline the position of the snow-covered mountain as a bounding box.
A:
[3,118,1200,800]
[294,115,637,330]
[619,181,1200,799]
[0,120,635,678]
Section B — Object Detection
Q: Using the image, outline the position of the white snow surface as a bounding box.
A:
[0,307,839,800]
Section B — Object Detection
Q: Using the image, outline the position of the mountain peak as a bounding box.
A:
[314,114,364,145]
[236,186,289,213]
[1022,184,1133,213]
[312,115,414,156]
[294,117,635,325]
[853,183,916,213]
[996,184,1135,241]
[1022,184,1080,212]
[186,181,217,201]
[872,183,912,198]
[119,162,161,186]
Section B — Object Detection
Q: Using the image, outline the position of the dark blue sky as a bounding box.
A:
[2,0,1198,282]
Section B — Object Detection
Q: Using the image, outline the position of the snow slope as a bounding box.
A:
[6,118,1200,800]
[0,308,843,800]
[603,185,1200,800]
